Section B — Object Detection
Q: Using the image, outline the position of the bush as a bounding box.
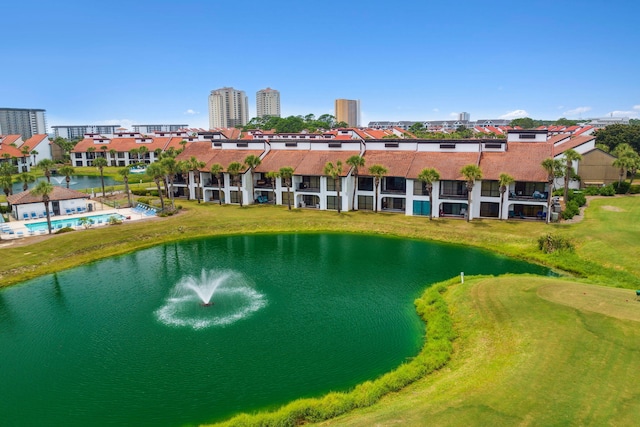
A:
[0,205,9,214]
[613,181,631,194]
[538,233,574,253]
[562,200,580,219]
[599,185,616,196]
[628,184,640,194]
[584,186,600,196]
[571,191,586,207]
[55,227,74,234]
[136,197,150,205]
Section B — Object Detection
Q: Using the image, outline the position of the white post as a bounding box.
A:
[460,272,464,283]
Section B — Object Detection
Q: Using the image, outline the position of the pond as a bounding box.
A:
[12,175,118,194]
[0,234,551,426]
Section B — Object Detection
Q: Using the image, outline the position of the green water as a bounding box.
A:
[0,233,550,426]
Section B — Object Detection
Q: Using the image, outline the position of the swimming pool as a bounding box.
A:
[25,213,126,232]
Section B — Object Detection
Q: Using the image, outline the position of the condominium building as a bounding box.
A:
[208,87,249,129]
[0,108,47,139]
[256,88,281,118]
[335,99,360,127]
[53,125,121,140]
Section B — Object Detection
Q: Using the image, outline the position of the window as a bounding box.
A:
[327,177,341,191]
[326,195,342,210]
[300,176,320,191]
[382,197,405,211]
[513,182,546,196]
[480,202,499,217]
[358,176,373,191]
[357,195,373,210]
[413,180,430,196]
[440,180,467,197]
[281,190,294,205]
[382,177,406,193]
[481,180,500,197]
[230,191,241,204]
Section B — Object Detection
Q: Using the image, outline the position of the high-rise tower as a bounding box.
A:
[208,87,249,128]
[0,108,47,139]
[334,99,360,127]
[256,88,281,118]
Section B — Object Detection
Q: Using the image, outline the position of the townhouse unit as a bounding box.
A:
[173,129,556,220]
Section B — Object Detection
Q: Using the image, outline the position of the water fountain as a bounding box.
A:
[52,176,65,185]
[156,269,266,329]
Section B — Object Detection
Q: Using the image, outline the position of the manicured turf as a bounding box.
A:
[1,194,639,426]
[323,276,640,426]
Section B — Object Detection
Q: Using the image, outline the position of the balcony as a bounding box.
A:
[255,179,273,189]
[298,182,320,192]
[439,192,467,200]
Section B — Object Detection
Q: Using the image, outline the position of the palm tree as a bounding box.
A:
[18,172,36,191]
[417,168,440,220]
[0,162,16,197]
[160,157,180,209]
[460,164,482,222]
[138,146,149,164]
[562,149,582,204]
[30,150,39,165]
[612,143,635,185]
[37,159,55,183]
[179,140,188,152]
[188,156,206,203]
[94,157,108,197]
[31,181,54,234]
[244,154,262,203]
[498,173,514,220]
[118,166,133,208]
[279,167,294,210]
[58,165,75,189]
[129,148,139,165]
[146,162,166,210]
[324,161,343,213]
[541,158,562,223]
[109,149,117,166]
[177,160,190,199]
[210,163,224,205]
[368,164,388,213]
[625,152,640,191]
[227,161,244,206]
[266,171,280,204]
[346,155,365,211]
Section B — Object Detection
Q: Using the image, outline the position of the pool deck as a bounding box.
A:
[0,206,153,240]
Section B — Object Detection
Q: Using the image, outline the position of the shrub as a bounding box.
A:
[629,184,640,194]
[613,181,631,194]
[562,200,580,219]
[136,197,150,205]
[599,185,616,196]
[584,186,600,196]
[572,191,586,207]
[538,233,574,253]
[55,227,74,234]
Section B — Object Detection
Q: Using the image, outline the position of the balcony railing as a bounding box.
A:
[439,193,467,200]
[298,183,320,192]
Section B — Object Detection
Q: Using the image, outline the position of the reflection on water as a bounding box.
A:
[12,175,117,193]
[0,234,550,427]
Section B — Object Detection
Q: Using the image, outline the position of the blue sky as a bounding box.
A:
[3,0,639,129]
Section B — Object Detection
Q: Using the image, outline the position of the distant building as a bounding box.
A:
[132,124,188,134]
[459,112,470,121]
[0,108,47,139]
[335,99,360,127]
[256,88,281,118]
[208,87,249,129]
[53,125,121,140]
[588,117,630,129]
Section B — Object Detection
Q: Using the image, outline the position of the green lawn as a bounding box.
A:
[323,275,640,426]
[1,195,639,426]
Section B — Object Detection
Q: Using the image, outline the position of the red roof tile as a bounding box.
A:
[406,152,479,180]
[480,142,553,182]
[7,186,90,205]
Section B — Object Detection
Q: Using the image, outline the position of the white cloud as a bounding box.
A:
[499,109,529,119]
[184,109,200,115]
[432,108,440,112]
[562,106,591,117]
[633,105,640,110]
[606,110,639,118]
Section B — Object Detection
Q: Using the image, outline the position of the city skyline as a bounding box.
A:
[3,0,639,131]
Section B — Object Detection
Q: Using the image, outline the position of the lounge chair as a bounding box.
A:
[28,229,35,236]
[31,212,38,219]
[23,213,29,220]
[66,208,73,215]
[16,231,24,237]
[38,212,44,218]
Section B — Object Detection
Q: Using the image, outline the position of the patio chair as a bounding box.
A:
[38,212,44,218]
[16,231,24,237]
[31,212,38,219]
[23,213,29,220]
[66,208,73,215]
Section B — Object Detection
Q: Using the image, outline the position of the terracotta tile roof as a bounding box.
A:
[294,151,360,176]
[7,186,90,205]
[553,135,596,155]
[480,142,553,182]
[22,134,49,149]
[0,135,24,157]
[573,125,594,136]
[205,150,263,171]
[361,151,417,178]
[254,150,308,173]
[407,152,479,180]
[548,134,570,145]
[175,142,218,166]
